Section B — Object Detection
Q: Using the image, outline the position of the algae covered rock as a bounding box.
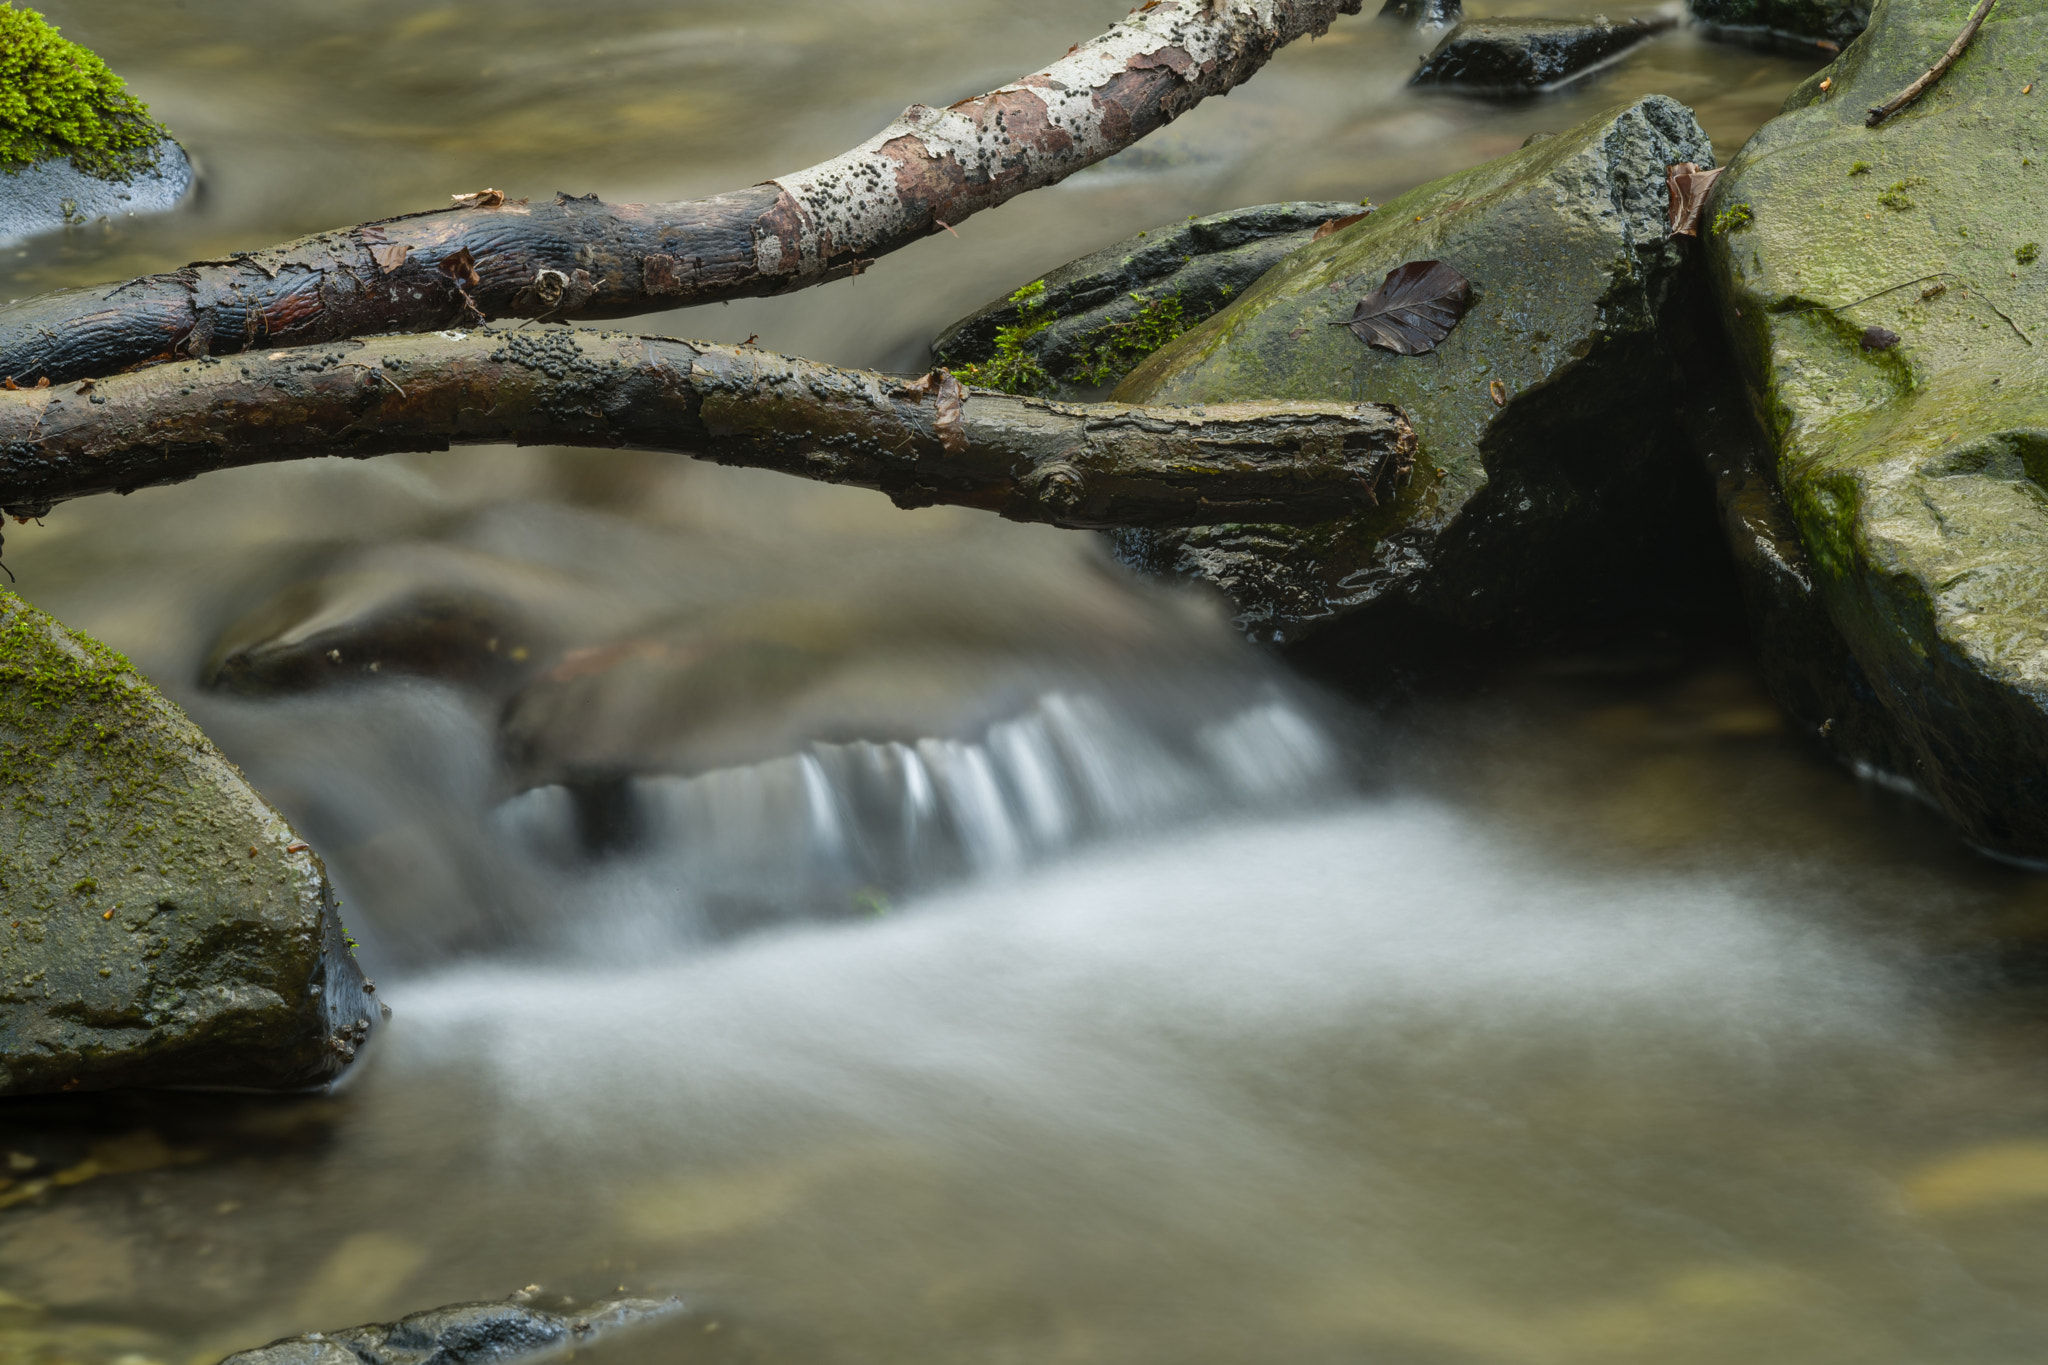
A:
[220,1293,686,1365]
[0,592,379,1094]
[0,4,192,248]
[1707,0,2048,856]
[932,202,1364,397]
[1113,96,1713,643]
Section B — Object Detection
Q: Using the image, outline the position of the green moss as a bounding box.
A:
[2019,242,2040,265]
[1876,177,1924,210]
[1849,160,1871,175]
[1711,202,1755,235]
[0,4,165,179]
[953,280,1055,396]
[1070,292,1189,387]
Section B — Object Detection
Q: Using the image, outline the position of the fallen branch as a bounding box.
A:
[0,328,1414,530]
[0,0,1362,388]
[1866,0,1996,127]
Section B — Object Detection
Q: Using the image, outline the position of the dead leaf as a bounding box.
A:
[1860,325,1900,351]
[2,377,17,391]
[898,369,969,455]
[1489,378,1507,406]
[439,247,481,289]
[450,188,506,209]
[1666,162,1726,237]
[33,377,48,389]
[1334,260,1472,355]
[1312,210,1372,241]
[369,243,411,274]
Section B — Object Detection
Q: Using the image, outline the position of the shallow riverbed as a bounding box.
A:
[13,3,2048,1363]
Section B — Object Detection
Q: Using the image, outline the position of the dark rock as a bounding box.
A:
[219,1293,685,1365]
[1689,0,1867,53]
[0,592,380,1095]
[1379,0,1462,28]
[1706,0,2048,856]
[0,136,192,249]
[931,202,1365,396]
[1112,96,1714,645]
[1411,18,1676,96]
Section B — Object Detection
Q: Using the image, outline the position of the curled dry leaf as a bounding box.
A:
[439,247,482,289]
[1334,260,1472,355]
[449,188,506,209]
[369,243,411,275]
[1860,325,1901,351]
[1312,210,1372,242]
[1489,378,1507,407]
[898,368,969,455]
[1666,162,1726,237]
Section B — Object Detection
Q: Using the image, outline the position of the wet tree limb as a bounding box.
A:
[0,0,1363,388]
[0,328,1414,530]
[1865,0,1996,126]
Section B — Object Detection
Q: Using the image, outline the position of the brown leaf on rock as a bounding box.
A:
[1666,162,1726,237]
[1489,378,1507,407]
[898,368,969,455]
[1311,210,1372,242]
[450,188,506,209]
[369,243,411,274]
[1334,260,1472,355]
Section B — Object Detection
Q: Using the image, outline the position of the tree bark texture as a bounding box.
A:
[0,328,1414,530]
[0,0,1363,388]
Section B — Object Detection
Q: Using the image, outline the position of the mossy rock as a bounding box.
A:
[1707,0,2048,856]
[1113,96,1714,643]
[0,4,191,247]
[0,593,379,1094]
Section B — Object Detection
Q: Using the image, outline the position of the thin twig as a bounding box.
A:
[1867,0,1997,127]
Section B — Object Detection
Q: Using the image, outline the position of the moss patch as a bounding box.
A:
[953,281,1056,395]
[0,4,166,179]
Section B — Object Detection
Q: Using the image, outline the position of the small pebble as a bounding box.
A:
[1861,325,1901,351]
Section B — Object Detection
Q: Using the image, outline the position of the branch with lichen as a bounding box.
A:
[0,328,1414,532]
[0,0,1364,388]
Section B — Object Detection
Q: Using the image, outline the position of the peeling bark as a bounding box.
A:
[0,0,1363,388]
[0,328,1413,530]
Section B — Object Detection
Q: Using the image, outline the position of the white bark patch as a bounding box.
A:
[765,0,1312,280]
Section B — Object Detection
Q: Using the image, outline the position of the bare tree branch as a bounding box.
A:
[1866,0,1996,126]
[0,0,1363,388]
[0,329,1413,530]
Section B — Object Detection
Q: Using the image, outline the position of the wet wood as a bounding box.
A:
[0,328,1415,531]
[0,0,1363,387]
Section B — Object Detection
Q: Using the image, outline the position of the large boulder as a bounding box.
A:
[1689,0,1870,52]
[1112,96,1716,644]
[0,592,379,1094]
[1411,18,1677,95]
[1707,0,2048,857]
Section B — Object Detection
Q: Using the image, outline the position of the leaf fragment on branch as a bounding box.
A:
[1335,260,1472,355]
[369,243,411,274]
[1665,162,1725,237]
[449,188,507,208]
[898,368,970,455]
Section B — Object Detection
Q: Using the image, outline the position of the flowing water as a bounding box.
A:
[9,3,2048,1362]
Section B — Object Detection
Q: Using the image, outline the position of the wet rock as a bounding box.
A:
[1411,18,1676,96]
[1379,0,1462,28]
[1689,0,1867,54]
[0,592,379,1095]
[1706,0,2048,856]
[0,136,192,249]
[220,1293,685,1365]
[931,202,1365,396]
[1113,96,1714,645]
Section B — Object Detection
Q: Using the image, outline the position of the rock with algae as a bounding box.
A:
[0,3,191,247]
[1707,0,2048,857]
[1688,0,1869,52]
[219,1293,686,1365]
[0,591,379,1094]
[1112,96,1714,644]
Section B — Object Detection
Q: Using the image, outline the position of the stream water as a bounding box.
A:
[7,2,2048,1362]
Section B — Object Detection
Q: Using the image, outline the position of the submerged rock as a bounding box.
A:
[220,1293,684,1365]
[1113,96,1714,644]
[0,592,379,1094]
[931,202,1364,396]
[0,7,192,248]
[1378,0,1462,28]
[1689,0,1868,53]
[1411,17,1676,95]
[1706,0,2048,856]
